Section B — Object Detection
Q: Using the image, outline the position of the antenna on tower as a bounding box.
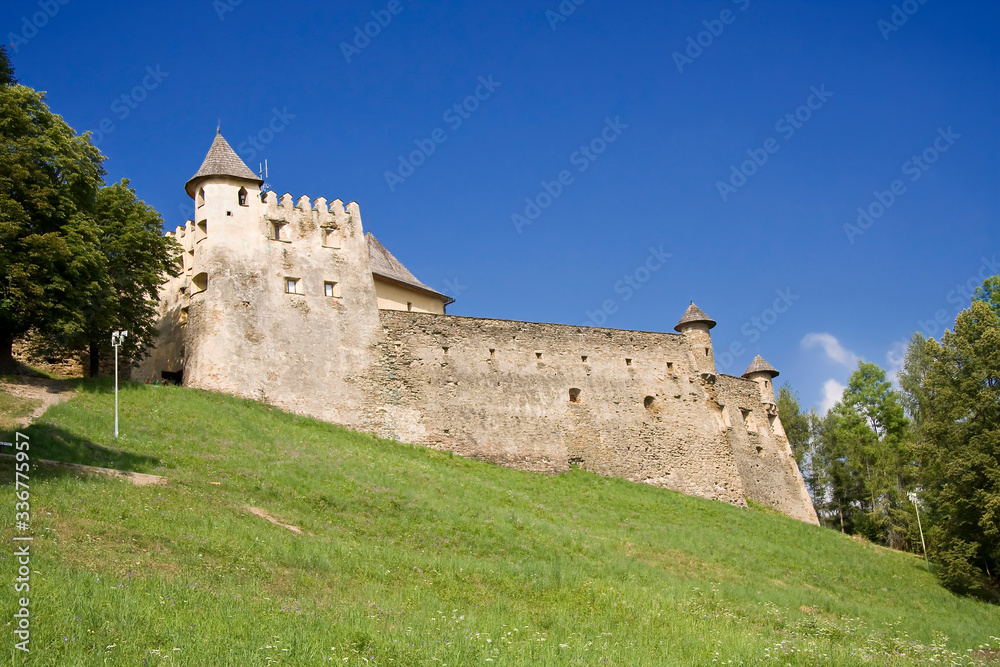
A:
[259,159,270,193]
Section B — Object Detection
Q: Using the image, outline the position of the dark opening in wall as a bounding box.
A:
[443,347,449,355]
[644,395,655,409]
[179,307,189,325]
[272,222,284,241]
[581,355,588,362]
[667,361,673,369]
[625,358,632,366]
[489,348,495,358]
[569,388,581,403]
[407,302,413,311]
[161,370,182,385]
[535,352,543,359]
[238,187,248,206]
[705,348,710,356]
[192,272,208,293]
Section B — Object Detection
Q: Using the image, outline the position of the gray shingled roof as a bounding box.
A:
[366,232,453,304]
[185,130,263,197]
[743,354,779,378]
[674,302,716,331]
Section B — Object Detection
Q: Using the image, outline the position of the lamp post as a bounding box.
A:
[111,330,128,438]
[909,492,930,573]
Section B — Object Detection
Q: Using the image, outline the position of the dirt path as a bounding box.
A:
[0,377,76,428]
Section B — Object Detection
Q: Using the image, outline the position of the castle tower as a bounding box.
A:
[184,129,265,247]
[674,302,716,375]
[742,354,779,407]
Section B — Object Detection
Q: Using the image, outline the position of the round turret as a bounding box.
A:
[742,354,779,405]
[675,302,716,374]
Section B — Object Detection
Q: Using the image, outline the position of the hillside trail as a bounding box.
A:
[0,376,75,428]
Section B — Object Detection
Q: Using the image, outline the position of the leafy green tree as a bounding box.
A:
[0,46,16,86]
[911,279,1000,595]
[76,180,181,376]
[810,362,915,547]
[777,385,811,467]
[0,74,106,372]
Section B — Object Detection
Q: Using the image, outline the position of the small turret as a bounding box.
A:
[184,129,265,246]
[742,354,779,408]
[674,302,716,374]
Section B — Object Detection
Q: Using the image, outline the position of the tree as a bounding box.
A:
[0,46,16,86]
[777,385,811,467]
[78,180,181,376]
[0,74,106,372]
[809,361,915,548]
[910,278,1000,595]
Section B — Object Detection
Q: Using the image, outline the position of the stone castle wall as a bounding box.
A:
[137,182,817,524]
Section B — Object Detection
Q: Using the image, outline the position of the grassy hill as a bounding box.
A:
[2,379,998,665]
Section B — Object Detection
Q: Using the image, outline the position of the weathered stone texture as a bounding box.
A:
[137,134,819,526]
[361,312,749,506]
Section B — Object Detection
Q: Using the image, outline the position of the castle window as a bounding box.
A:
[238,187,248,206]
[192,272,208,294]
[196,219,207,242]
[285,277,301,294]
[272,222,286,241]
[489,348,495,358]
[625,358,632,366]
[705,348,710,356]
[324,281,340,298]
[322,227,339,248]
[407,302,413,312]
[644,396,655,409]
[569,388,581,403]
[581,355,588,362]
[535,351,543,360]
[197,188,205,208]
[667,362,673,369]
[179,307,189,325]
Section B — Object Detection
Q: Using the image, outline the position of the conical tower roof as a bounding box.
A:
[185,129,263,197]
[742,354,779,378]
[674,302,716,332]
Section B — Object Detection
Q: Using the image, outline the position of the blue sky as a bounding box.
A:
[5,0,997,412]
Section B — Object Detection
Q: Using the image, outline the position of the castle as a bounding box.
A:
[137,131,819,525]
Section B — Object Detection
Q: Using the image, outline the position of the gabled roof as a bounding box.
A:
[366,232,454,305]
[185,130,263,197]
[743,354,779,378]
[674,302,716,331]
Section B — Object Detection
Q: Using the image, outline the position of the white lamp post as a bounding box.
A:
[909,492,930,573]
[111,330,128,438]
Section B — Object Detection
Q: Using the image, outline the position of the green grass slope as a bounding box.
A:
[2,380,998,665]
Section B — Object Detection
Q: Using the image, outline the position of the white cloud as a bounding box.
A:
[819,379,846,414]
[885,339,908,386]
[801,332,859,367]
